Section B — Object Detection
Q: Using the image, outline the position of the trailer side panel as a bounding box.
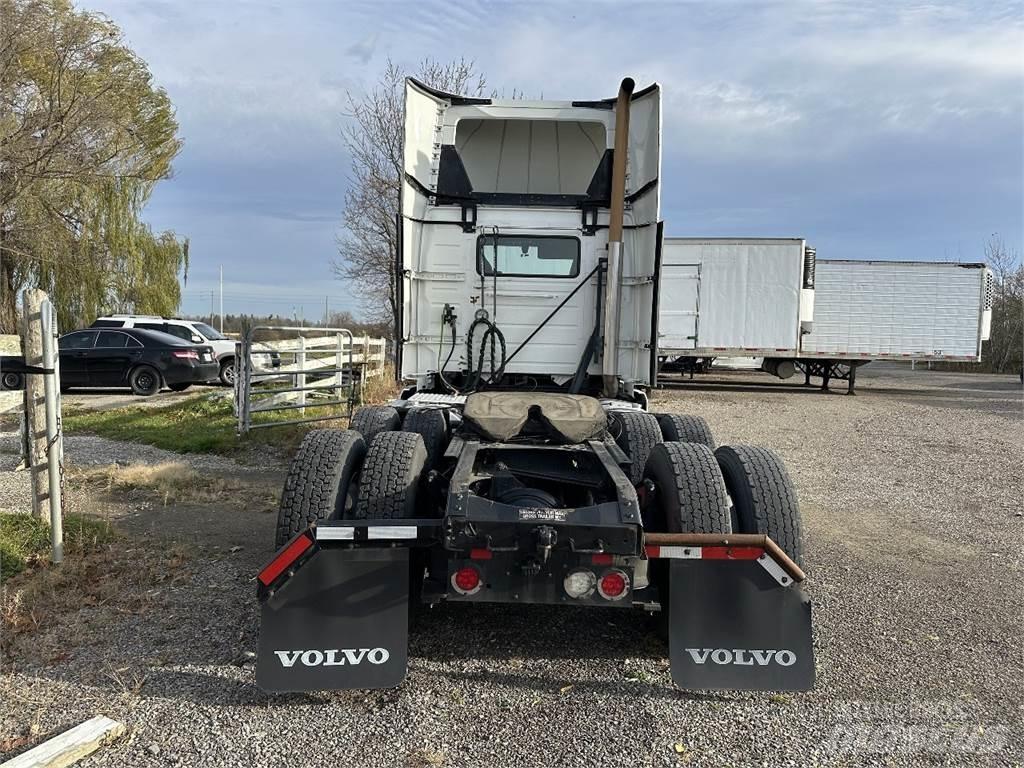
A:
[801,260,990,360]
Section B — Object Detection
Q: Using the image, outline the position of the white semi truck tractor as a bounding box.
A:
[254,78,814,694]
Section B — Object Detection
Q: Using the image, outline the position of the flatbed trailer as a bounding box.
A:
[255,78,814,694]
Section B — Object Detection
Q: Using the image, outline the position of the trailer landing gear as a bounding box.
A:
[796,359,865,395]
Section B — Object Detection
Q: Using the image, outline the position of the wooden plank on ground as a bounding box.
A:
[0,716,125,768]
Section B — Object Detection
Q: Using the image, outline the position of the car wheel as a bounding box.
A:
[219,358,236,387]
[168,382,192,392]
[129,365,161,396]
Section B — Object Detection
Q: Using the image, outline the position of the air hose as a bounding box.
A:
[465,313,506,392]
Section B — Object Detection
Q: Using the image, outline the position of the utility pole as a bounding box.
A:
[219,265,224,332]
[324,296,329,327]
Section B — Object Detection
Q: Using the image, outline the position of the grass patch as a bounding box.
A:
[63,391,338,455]
[63,367,399,457]
[70,461,278,510]
[0,513,115,580]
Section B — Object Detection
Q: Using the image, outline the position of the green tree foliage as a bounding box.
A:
[0,0,187,334]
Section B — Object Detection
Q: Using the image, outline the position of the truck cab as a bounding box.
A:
[398,78,663,398]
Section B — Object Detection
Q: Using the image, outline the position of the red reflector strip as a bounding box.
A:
[701,546,765,560]
[469,548,492,560]
[645,545,660,558]
[591,553,614,566]
[258,534,313,586]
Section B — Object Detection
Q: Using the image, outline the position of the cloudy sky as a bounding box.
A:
[88,0,1023,320]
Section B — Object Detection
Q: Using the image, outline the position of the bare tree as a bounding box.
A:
[983,235,1023,374]
[334,59,487,334]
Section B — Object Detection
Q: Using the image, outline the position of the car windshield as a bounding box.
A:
[193,322,226,340]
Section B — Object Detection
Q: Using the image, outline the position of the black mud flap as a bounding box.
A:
[256,547,409,692]
[668,559,814,691]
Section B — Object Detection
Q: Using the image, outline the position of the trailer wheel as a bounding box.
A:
[350,405,400,441]
[275,429,366,548]
[715,445,804,567]
[611,411,662,485]
[643,442,731,534]
[401,408,447,468]
[654,413,716,449]
[355,431,427,519]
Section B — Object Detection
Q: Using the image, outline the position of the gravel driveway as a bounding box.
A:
[2,366,1022,767]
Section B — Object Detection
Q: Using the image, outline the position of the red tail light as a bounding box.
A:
[452,566,482,595]
[597,570,629,600]
[172,349,199,360]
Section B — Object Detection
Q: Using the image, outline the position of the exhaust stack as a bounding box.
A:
[602,77,635,397]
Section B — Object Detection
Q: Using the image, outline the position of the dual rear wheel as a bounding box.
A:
[614,410,803,566]
[275,405,446,548]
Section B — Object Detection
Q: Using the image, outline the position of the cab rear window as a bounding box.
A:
[477,236,580,278]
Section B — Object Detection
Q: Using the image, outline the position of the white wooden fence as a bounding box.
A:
[235,327,387,433]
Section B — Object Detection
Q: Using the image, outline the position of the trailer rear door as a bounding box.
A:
[658,263,699,350]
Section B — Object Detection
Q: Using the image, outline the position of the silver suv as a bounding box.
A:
[90,315,279,386]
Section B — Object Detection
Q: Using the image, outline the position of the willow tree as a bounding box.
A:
[0,0,187,333]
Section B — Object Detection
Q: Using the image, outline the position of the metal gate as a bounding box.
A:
[236,326,358,434]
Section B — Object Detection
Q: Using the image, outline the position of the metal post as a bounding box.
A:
[40,300,63,563]
[335,333,343,402]
[219,265,224,332]
[297,335,306,416]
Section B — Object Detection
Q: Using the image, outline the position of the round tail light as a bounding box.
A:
[563,569,597,599]
[452,566,482,595]
[598,569,629,601]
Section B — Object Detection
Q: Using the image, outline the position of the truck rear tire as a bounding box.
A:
[643,442,731,534]
[611,411,662,485]
[354,431,427,519]
[715,445,804,567]
[655,413,715,449]
[350,405,400,442]
[401,408,447,468]
[275,429,366,548]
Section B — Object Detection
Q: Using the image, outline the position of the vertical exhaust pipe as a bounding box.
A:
[602,77,635,397]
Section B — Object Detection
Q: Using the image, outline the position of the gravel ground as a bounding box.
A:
[2,366,1022,767]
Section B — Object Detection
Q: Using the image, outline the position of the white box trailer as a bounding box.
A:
[657,238,815,370]
[800,259,992,361]
[656,242,993,392]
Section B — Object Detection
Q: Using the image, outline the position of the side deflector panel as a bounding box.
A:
[668,559,814,691]
[404,80,446,192]
[256,548,409,692]
[619,85,662,386]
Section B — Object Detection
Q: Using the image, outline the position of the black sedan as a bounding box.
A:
[58,328,219,396]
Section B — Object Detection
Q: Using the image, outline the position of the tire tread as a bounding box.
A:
[276,429,365,547]
[355,431,426,519]
[715,444,804,565]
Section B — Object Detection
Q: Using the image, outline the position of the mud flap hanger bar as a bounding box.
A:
[643,532,806,584]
